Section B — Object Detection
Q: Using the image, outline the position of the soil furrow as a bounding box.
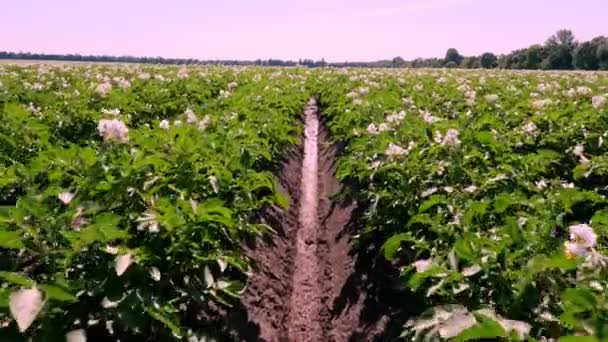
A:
[228,99,390,342]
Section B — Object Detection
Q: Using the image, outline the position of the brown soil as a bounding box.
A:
[226,100,396,342]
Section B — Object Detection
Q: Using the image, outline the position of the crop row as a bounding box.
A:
[317,68,608,340]
[0,64,310,340]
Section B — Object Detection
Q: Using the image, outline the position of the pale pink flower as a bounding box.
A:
[98,119,129,143]
[385,143,407,157]
[569,223,597,248]
[185,108,198,124]
[413,259,432,273]
[441,129,461,147]
[420,110,440,124]
[58,191,75,205]
[366,123,379,135]
[95,82,112,96]
[592,96,606,109]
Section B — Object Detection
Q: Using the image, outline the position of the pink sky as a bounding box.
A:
[1,0,606,62]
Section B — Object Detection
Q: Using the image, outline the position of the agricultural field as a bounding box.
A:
[0,63,608,341]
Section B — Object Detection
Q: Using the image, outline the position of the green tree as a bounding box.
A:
[392,56,406,68]
[525,45,545,69]
[542,29,576,69]
[545,29,576,48]
[444,48,464,66]
[461,56,480,69]
[574,41,600,70]
[597,40,608,70]
[480,52,497,68]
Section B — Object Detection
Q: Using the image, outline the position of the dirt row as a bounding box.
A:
[226,100,401,341]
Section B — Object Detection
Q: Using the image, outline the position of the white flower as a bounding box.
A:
[535,180,547,190]
[421,187,438,198]
[149,267,161,282]
[485,94,498,104]
[159,119,170,129]
[174,120,183,127]
[98,119,129,143]
[101,108,120,116]
[433,131,443,143]
[95,82,112,96]
[115,253,134,276]
[532,99,551,109]
[569,223,597,249]
[464,185,477,193]
[561,181,575,188]
[66,329,86,342]
[573,144,590,164]
[9,288,44,332]
[517,217,528,227]
[358,87,369,95]
[385,143,407,157]
[592,96,606,109]
[101,297,120,309]
[386,111,406,123]
[346,90,359,99]
[198,115,211,131]
[209,176,219,193]
[378,123,389,132]
[441,129,461,147]
[138,72,150,80]
[414,83,424,91]
[58,191,75,205]
[522,122,537,136]
[185,108,197,124]
[443,186,454,193]
[177,68,189,79]
[576,86,592,96]
[105,245,119,255]
[136,211,160,233]
[462,264,482,277]
[413,259,432,273]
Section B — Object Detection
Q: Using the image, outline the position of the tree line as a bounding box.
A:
[1,29,606,70]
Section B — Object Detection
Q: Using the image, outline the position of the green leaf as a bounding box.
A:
[382,233,414,260]
[559,337,599,342]
[198,199,234,227]
[40,284,77,302]
[418,195,447,213]
[0,229,25,249]
[455,314,506,341]
[475,131,495,145]
[562,287,597,312]
[453,237,476,261]
[144,306,183,337]
[0,272,35,287]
